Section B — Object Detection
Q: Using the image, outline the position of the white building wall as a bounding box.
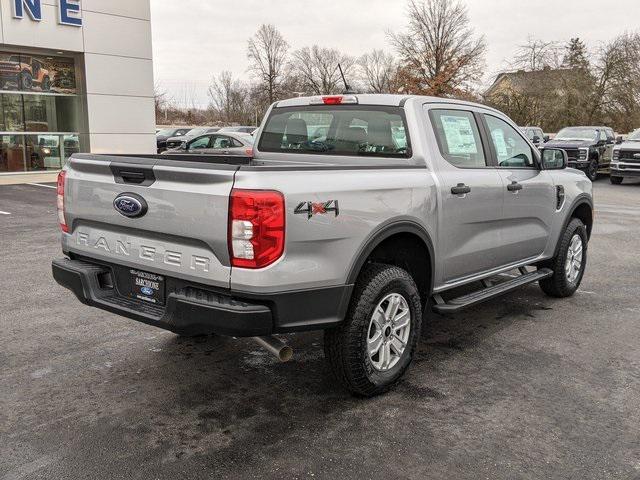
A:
[0,0,155,155]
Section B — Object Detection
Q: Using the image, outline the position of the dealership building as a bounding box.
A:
[0,0,155,176]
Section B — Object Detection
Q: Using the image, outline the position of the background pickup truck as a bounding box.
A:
[52,94,593,397]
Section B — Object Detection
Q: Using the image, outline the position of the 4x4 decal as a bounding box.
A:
[294,200,339,219]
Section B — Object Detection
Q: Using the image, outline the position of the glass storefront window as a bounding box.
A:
[0,135,26,172]
[25,134,62,171]
[0,94,24,131]
[0,51,81,173]
[63,134,80,163]
[23,95,79,132]
[0,52,77,94]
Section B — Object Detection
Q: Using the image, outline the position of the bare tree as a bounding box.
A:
[290,46,355,95]
[512,37,561,71]
[358,50,398,93]
[154,82,170,124]
[208,71,253,124]
[590,33,640,130]
[247,24,289,105]
[389,0,486,97]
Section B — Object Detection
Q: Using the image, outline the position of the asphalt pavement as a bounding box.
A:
[1,178,639,479]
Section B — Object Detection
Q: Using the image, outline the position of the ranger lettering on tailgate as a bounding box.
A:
[75,231,212,272]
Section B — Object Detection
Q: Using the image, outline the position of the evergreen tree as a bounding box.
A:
[563,38,590,70]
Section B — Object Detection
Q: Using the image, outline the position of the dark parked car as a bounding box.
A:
[162,131,254,156]
[610,129,640,184]
[520,126,548,148]
[156,127,192,153]
[543,126,615,181]
[164,127,220,151]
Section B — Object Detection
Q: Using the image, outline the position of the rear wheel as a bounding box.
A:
[610,176,623,185]
[539,218,588,298]
[324,263,422,397]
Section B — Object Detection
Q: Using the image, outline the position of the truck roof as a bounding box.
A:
[275,93,502,114]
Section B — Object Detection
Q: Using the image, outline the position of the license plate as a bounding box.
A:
[130,269,165,305]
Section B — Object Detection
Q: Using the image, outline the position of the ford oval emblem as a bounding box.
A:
[113,193,148,218]
[140,287,154,296]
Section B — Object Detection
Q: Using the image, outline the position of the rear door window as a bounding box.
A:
[258,106,410,157]
[429,109,487,168]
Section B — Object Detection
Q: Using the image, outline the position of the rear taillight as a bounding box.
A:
[57,171,68,233]
[245,148,254,157]
[228,189,285,269]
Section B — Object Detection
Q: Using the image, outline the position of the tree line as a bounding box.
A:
[155,0,640,133]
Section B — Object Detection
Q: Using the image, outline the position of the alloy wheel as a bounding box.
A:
[565,234,583,284]
[367,293,411,371]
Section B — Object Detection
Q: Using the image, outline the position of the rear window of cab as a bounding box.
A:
[258,105,411,158]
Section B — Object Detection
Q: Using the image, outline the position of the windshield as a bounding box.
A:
[258,106,411,157]
[156,128,176,136]
[186,128,208,136]
[627,130,640,141]
[555,127,598,142]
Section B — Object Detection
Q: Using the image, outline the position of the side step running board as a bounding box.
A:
[432,268,553,314]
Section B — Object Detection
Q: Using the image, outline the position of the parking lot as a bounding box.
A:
[1,179,639,479]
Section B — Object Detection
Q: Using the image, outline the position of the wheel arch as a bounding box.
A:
[569,197,593,239]
[346,220,435,303]
[551,195,593,259]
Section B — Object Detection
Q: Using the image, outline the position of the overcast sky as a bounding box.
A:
[151,0,639,108]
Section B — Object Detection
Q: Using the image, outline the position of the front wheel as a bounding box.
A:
[586,158,599,181]
[539,218,588,298]
[324,263,422,397]
[610,176,623,185]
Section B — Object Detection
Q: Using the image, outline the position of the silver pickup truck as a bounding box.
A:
[52,94,593,396]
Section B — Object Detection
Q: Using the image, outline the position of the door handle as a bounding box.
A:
[507,181,523,192]
[451,183,471,195]
[222,150,230,154]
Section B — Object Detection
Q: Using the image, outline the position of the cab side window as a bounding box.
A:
[484,115,535,168]
[430,109,487,168]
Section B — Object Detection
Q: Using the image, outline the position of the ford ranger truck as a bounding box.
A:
[52,94,593,397]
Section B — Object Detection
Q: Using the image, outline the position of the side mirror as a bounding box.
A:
[541,148,567,170]
[616,136,623,144]
[543,135,550,142]
[532,136,540,144]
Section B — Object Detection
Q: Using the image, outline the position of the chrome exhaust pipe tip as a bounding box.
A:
[252,336,293,362]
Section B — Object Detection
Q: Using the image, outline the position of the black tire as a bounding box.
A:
[19,71,33,90]
[610,176,623,185]
[539,218,588,298]
[586,158,599,181]
[41,76,51,91]
[324,263,422,397]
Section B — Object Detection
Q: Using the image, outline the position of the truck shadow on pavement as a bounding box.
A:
[107,283,557,471]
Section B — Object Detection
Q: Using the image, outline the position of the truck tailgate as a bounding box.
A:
[62,154,239,288]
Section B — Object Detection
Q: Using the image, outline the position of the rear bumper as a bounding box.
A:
[52,257,352,337]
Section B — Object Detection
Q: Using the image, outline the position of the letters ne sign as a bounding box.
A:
[13,0,82,27]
